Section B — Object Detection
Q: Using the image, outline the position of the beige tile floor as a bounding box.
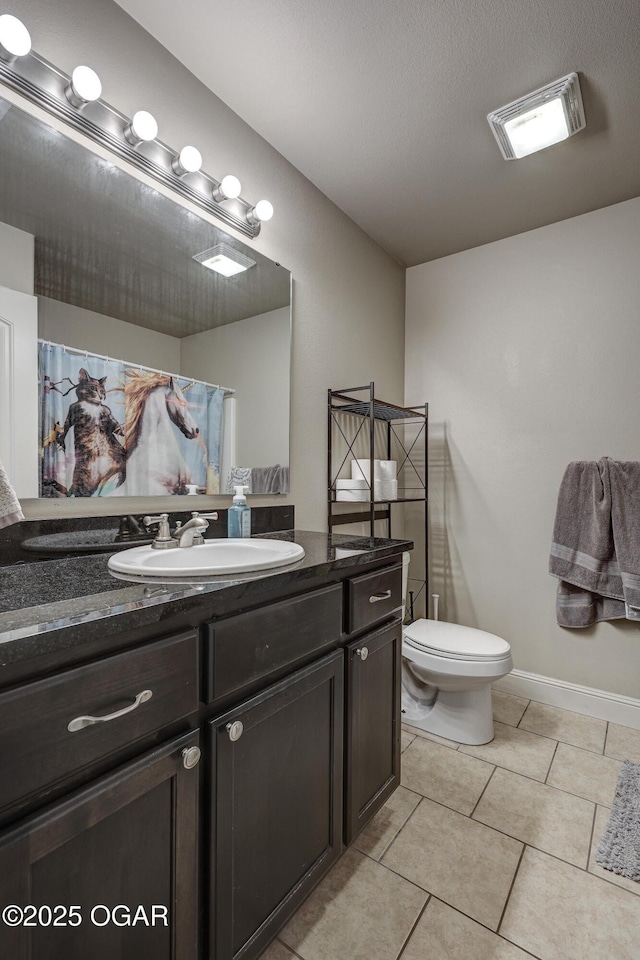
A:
[259,690,640,960]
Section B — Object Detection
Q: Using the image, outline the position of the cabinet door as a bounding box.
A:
[210,651,344,960]
[0,730,199,960]
[345,620,401,844]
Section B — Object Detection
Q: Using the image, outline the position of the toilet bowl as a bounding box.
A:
[401,555,512,745]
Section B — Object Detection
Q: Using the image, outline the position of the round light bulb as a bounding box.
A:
[254,199,274,222]
[66,65,102,107]
[179,145,202,173]
[125,110,158,145]
[220,174,241,199]
[0,14,32,60]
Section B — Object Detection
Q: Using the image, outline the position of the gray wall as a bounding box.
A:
[0,221,33,295]
[38,298,181,371]
[181,307,290,466]
[15,0,405,529]
[405,196,640,698]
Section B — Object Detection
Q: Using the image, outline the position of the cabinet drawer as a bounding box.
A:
[0,630,199,814]
[347,564,402,634]
[204,583,343,703]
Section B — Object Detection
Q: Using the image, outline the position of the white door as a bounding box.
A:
[0,285,38,498]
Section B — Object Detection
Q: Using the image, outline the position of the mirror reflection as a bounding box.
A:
[0,95,291,499]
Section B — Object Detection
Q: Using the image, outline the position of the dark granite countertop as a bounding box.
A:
[0,530,412,673]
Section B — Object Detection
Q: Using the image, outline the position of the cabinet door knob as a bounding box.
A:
[67,689,153,732]
[182,745,201,769]
[226,720,244,742]
[356,646,369,661]
[369,590,392,603]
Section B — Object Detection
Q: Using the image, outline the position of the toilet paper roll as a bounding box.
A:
[351,459,381,482]
[379,479,398,500]
[379,460,397,480]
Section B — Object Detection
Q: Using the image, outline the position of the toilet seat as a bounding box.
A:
[403,618,511,662]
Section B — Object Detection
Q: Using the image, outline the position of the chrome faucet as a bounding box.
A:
[174,513,209,548]
[144,511,219,549]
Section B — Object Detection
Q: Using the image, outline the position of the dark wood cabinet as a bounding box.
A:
[0,549,406,960]
[0,730,200,960]
[209,650,344,960]
[345,619,402,844]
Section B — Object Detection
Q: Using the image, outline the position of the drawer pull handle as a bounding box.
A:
[227,720,244,742]
[369,590,392,603]
[67,689,153,732]
[182,746,201,770]
[356,647,369,661]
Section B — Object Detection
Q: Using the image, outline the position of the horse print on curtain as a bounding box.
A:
[39,342,226,498]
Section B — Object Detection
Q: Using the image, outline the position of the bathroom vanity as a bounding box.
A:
[0,529,410,960]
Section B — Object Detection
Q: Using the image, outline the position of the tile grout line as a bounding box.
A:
[515,700,532,728]
[496,842,527,936]
[275,936,307,960]
[401,725,461,752]
[588,799,598,864]
[544,738,560,784]
[356,789,422,862]
[468,763,498,819]
[393,896,431,960]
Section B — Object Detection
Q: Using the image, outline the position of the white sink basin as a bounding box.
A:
[108,538,305,578]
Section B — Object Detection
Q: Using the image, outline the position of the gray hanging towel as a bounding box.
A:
[608,459,640,620]
[549,458,640,627]
[251,465,289,494]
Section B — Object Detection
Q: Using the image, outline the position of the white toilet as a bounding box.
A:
[401,554,512,745]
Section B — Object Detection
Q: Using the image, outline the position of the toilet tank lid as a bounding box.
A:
[403,619,511,660]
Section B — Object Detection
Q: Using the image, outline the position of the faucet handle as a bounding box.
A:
[143,513,173,543]
[191,511,219,521]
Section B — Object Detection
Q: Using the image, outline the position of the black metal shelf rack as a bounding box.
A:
[328,382,428,610]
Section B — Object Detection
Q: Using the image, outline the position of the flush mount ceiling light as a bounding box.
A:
[0,14,272,237]
[487,73,586,160]
[0,14,31,61]
[193,242,256,277]
[65,65,102,108]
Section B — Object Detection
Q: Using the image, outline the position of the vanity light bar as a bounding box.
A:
[0,15,273,239]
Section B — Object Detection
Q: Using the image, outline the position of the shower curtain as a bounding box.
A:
[39,341,226,498]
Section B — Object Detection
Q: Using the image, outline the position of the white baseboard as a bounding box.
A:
[494,669,640,731]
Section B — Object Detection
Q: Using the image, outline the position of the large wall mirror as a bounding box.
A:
[0,93,291,501]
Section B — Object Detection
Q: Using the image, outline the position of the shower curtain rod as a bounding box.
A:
[38,339,235,396]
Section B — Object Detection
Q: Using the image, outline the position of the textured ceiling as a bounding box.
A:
[115,0,640,266]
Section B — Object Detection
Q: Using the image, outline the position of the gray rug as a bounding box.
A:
[596,760,640,882]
